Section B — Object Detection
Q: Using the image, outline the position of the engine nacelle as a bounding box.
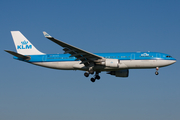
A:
[96,59,120,68]
[108,69,129,77]
[105,59,120,67]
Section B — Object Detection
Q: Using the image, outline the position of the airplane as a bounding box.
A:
[5,31,176,82]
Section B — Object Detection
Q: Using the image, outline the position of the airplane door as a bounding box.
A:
[131,54,135,60]
[42,55,47,62]
[156,53,161,58]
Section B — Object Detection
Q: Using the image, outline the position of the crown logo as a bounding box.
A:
[141,53,149,56]
[21,40,28,45]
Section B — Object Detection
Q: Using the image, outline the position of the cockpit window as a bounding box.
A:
[166,56,172,58]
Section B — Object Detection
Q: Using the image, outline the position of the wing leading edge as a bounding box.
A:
[43,31,103,66]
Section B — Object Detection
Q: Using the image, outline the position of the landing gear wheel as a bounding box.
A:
[91,78,95,82]
[95,75,100,80]
[155,67,159,75]
[155,71,159,75]
[84,72,89,77]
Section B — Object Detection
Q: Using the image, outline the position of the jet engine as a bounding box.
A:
[107,69,129,77]
[95,59,120,68]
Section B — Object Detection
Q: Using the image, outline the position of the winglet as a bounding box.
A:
[43,31,52,38]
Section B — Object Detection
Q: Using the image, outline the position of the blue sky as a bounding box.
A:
[0,0,180,120]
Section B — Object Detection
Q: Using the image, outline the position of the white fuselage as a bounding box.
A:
[32,59,176,71]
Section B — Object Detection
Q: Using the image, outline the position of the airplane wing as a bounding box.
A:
[43,32,103,65]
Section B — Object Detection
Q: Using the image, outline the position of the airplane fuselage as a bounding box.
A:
[14,52,176,71]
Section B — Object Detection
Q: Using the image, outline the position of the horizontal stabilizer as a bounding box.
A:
[5,50,30,60]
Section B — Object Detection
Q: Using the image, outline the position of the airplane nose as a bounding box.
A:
[173,60,176,63]
[171,60,176,64]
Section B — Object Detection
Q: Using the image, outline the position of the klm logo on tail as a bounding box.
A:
[17,40,32,49]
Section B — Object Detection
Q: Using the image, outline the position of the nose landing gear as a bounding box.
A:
[155,67,159,75]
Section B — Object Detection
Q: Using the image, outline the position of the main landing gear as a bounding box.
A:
[84,71,101,82]
[155,67,159,75]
